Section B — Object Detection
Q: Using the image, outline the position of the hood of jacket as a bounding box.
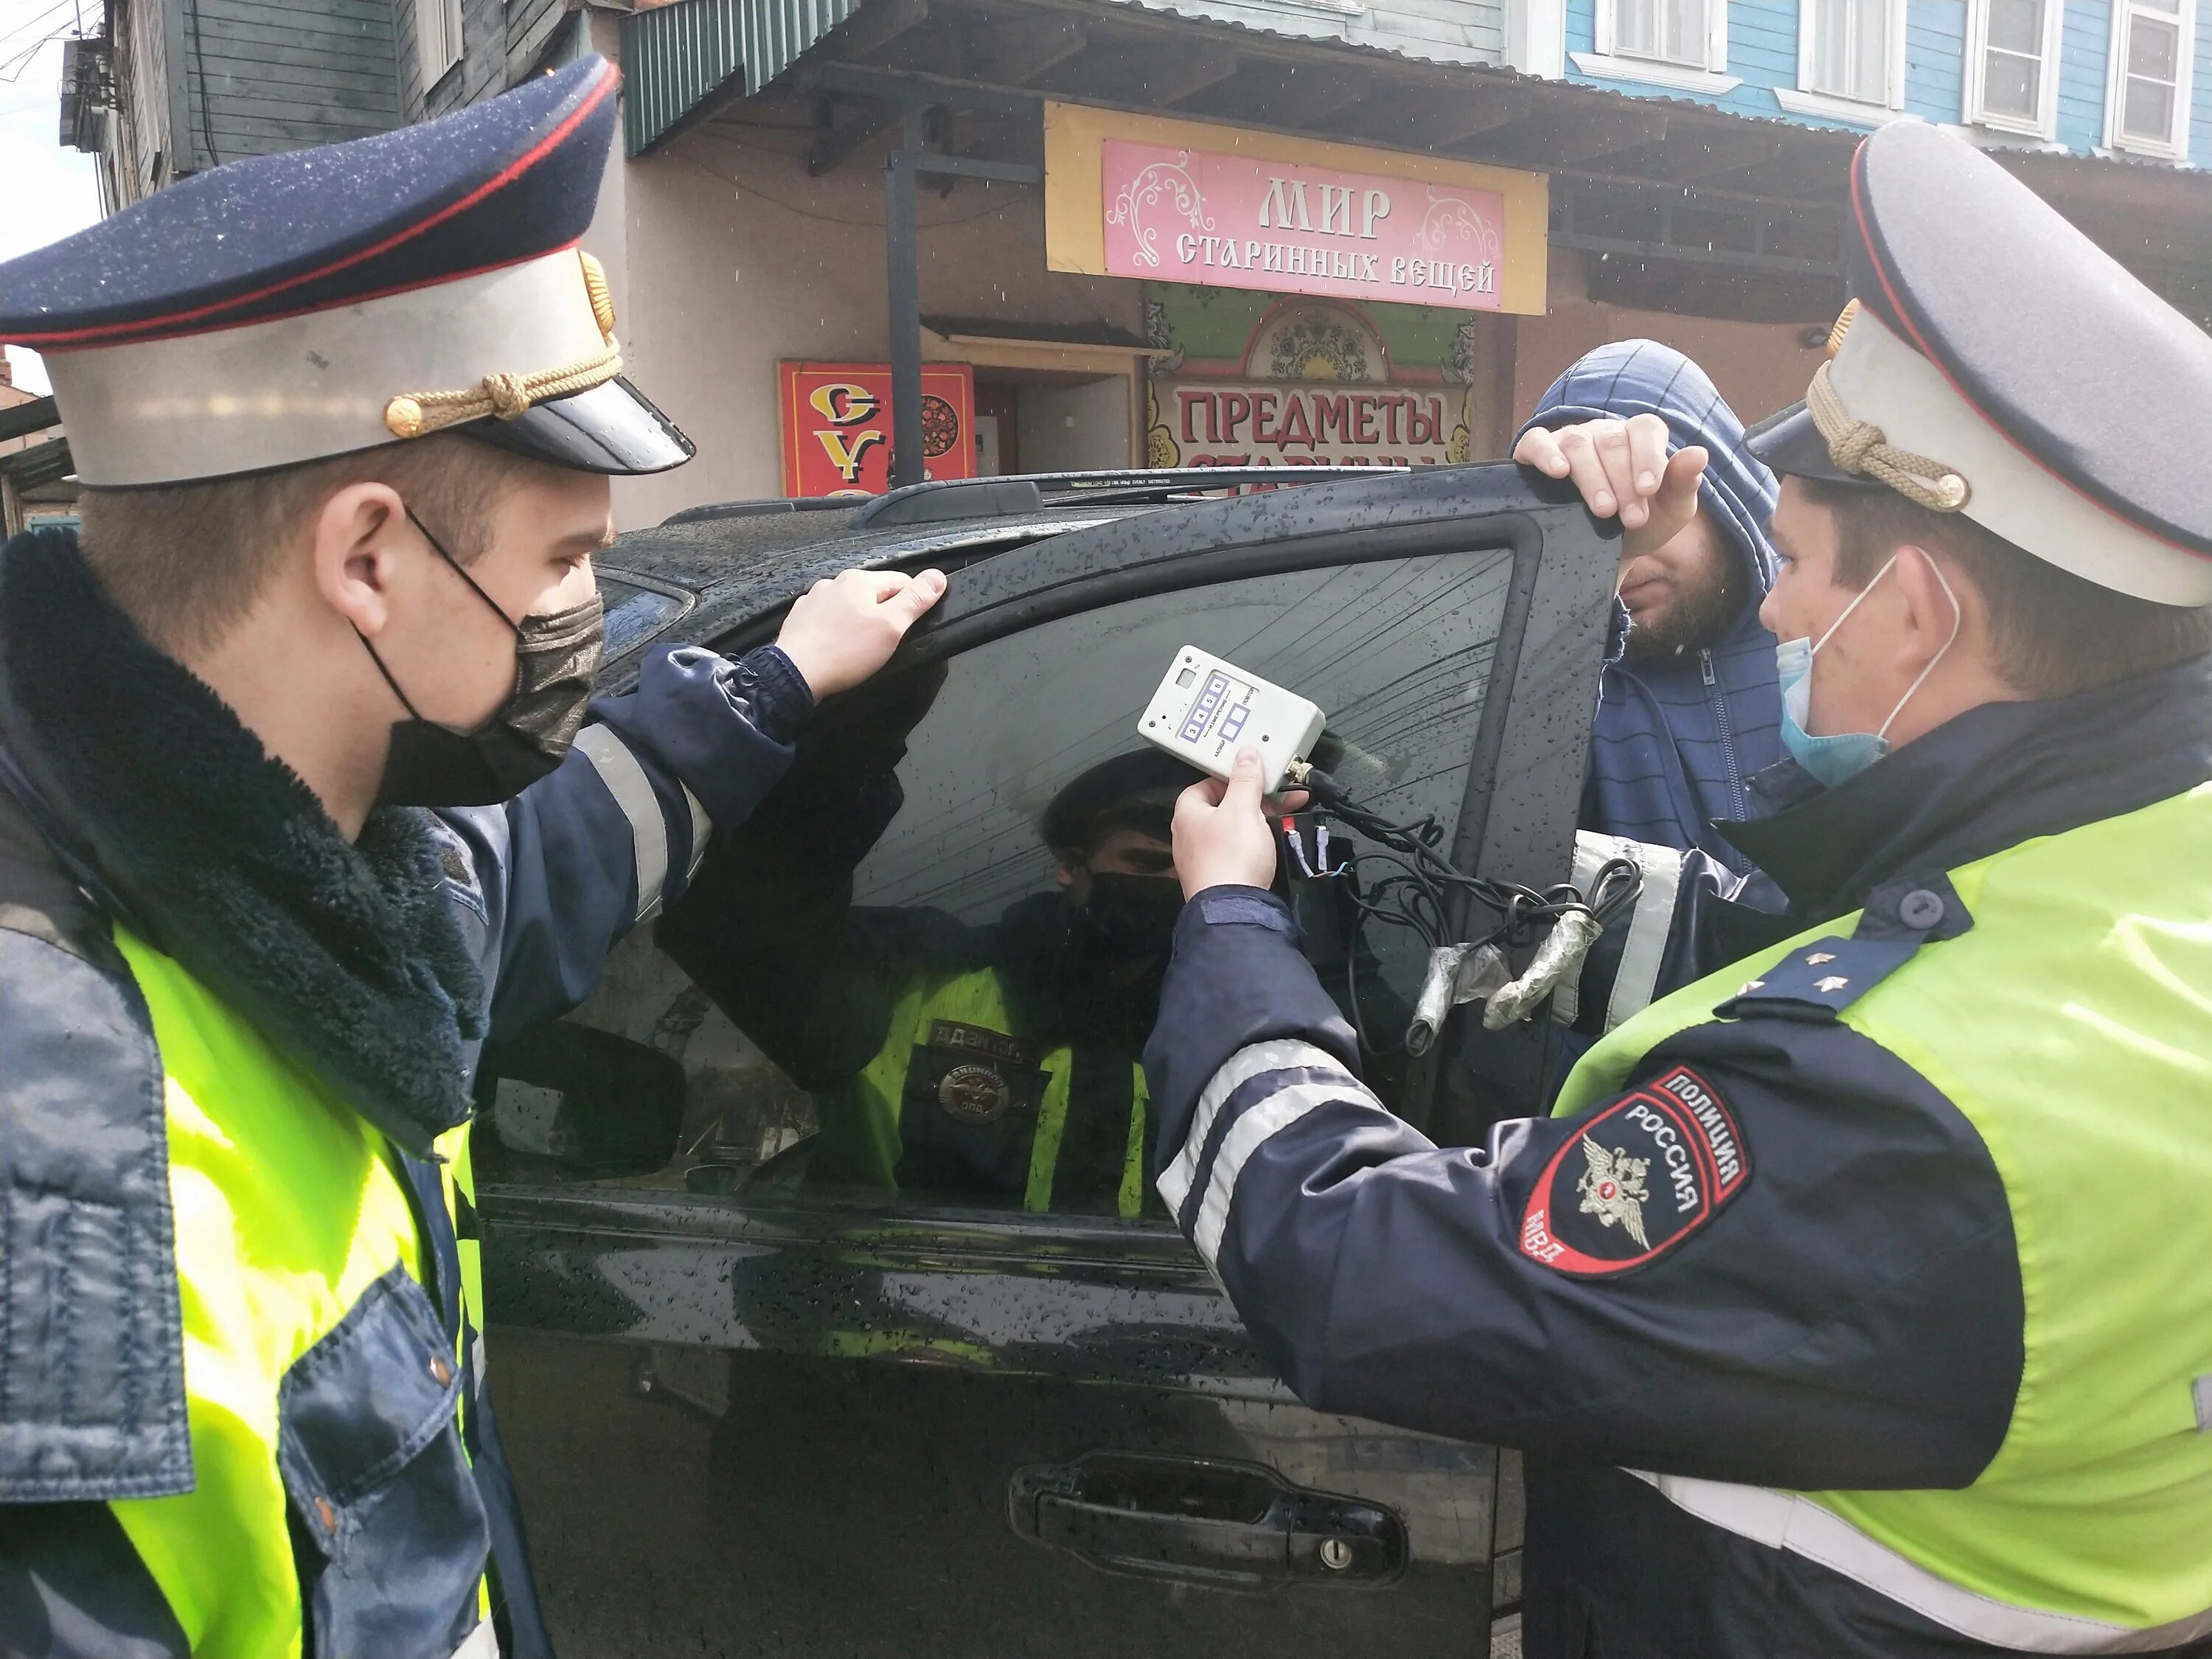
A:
[1523,340,1786,867]
[1524,338,1781,609]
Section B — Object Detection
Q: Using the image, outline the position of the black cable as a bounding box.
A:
[186,0,217,167]
[1298,768,1638,949]
[1292,784,1644,1061]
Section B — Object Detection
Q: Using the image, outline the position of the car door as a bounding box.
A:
[476,464,1617,1659]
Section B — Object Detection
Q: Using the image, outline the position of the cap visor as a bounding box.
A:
[1744,401,1863,487]
[461,375,693,476]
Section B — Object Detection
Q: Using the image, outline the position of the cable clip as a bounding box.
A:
[1483,909,1604,1030]
[1405,942,1512,1056]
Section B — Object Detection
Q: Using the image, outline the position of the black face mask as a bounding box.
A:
[363,508,606,809]
[1077,872,1187,962]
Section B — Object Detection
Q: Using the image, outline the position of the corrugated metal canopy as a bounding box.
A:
[623,0,859,155]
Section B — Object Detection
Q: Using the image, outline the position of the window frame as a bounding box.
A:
[1962,0,2067,139]
[1576,0,1740,95]
[2104,0,2197,158]
[479,469,1617,1304]
[414,0,464,97]
[1779,0,1912,124]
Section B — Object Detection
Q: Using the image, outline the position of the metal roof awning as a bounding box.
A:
[623,0,860,155]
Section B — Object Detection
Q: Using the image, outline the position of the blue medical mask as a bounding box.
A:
[1776,551,1961,789]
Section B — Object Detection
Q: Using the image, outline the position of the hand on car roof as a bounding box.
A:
[775,567,947,700]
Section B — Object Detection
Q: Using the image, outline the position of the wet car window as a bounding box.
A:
[476,550,1514,1216]
[597,574,689,659]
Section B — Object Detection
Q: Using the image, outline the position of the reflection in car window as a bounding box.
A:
[476,550,1514,1220]
[597,574,688,660]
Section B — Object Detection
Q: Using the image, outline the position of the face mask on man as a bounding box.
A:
[1077,871,1187,963]
[1776,548,1961,789]
[361,507,606,808]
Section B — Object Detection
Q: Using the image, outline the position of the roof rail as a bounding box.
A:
[854,478,1045,527]
[1028,466,1409,493]
[1036,465,1411,507]
[659,496,857,527]
[661,465,1411,530]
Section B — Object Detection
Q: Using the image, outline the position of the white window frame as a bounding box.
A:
[415,0,463,94]
[1506,0,1570,77]
[1574,0,1739,94]
[1776,0,1911,124]
[1962,0,2065,139]
[2104,0,2197,157]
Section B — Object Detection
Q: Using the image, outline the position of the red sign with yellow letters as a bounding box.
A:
[777,361,978,497]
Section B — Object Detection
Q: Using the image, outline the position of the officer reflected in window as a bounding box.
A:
[658,690,1198,1217]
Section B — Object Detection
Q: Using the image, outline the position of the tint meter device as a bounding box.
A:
[1137,647,1326,794]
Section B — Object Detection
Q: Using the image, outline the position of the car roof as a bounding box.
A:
[600,468,1407,601]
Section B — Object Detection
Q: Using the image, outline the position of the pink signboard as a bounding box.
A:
[1102,138,1506,311]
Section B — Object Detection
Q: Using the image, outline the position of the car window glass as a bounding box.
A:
[475,548,1514,1222]
[597,574,688,659]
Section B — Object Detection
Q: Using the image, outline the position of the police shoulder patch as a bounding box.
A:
[1519,1066,1750,1276]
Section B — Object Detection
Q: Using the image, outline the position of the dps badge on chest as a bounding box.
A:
[1519,1065,1750,1276]
[938,1062,1012,1124]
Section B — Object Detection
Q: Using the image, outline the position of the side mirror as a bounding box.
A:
[473,1022,684,1182]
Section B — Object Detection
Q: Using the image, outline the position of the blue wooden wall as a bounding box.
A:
[1903,0,1966,119]
[2193,0,2212,162]
[2056,0,2110,150]
[1567,0,2207,158]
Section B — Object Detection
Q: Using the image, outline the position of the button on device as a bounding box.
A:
[1899,888,1946,930]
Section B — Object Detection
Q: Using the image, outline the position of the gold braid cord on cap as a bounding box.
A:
[383,250,622,440]
[1806,360,1971,512]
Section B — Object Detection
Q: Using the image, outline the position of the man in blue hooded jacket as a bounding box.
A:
[1516,341,1782,872]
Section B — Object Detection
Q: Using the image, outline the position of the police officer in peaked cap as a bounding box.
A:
[0,58,944,1658]
[1150,119,2212,1656]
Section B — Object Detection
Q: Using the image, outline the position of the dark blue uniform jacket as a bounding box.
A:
[1147,652,2212,1658]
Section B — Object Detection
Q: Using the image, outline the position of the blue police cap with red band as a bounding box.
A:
[0,56,692,484]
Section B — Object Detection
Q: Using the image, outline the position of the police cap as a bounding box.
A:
[0,57,692,487]
[1042,750,1202,856]
[1748,119,2212,606]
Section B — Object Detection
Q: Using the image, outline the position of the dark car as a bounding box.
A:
[473,465,1618,1658]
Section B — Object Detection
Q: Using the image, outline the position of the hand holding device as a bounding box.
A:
[1136,647,1326,795]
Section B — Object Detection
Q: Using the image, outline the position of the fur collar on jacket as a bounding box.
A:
[0,528,484,1155]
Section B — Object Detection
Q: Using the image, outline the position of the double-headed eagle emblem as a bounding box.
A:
[1576,1139,1652,1248]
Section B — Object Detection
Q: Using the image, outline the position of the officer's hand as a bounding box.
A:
[775,567,948,700]
[1172,748,1284,899]
[1514,414,1707,548]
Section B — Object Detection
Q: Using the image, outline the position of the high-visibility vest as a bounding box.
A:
[813,967,1150,1219]
[105,925,493,1659]
[1557,782,2212,1650]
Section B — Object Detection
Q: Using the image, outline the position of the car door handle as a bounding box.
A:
[1008,1451,1406,1592]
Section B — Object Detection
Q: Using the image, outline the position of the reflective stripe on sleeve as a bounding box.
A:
[681,780,712,880]
[1553,832,1613,1026]
[1604,837,1683,1032]
[1554,833,1684,1032]
[1157,1038,1347,1219]
[1191,1080,1360,1267]
[571,726,669,925]
[1626,1472,2212,1653]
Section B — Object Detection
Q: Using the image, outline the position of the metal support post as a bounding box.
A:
[885,150,922,490]
[886,96,928,491]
